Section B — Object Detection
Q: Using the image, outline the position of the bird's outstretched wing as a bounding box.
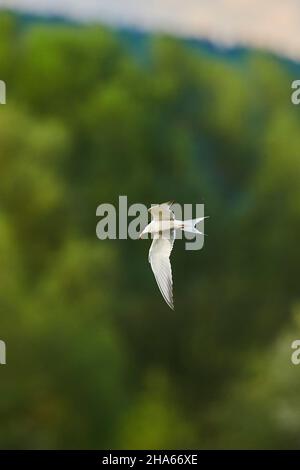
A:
[148,230,175,310]
[148,201,174,221]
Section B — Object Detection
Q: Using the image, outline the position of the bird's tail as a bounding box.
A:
[180,217,207,235]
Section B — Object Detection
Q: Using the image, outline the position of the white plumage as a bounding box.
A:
[139,202,205,310]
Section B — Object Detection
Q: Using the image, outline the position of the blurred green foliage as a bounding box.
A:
[0,11,300,449]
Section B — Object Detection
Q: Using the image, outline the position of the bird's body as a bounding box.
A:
[144,219,183,234]
[139,202,205,310]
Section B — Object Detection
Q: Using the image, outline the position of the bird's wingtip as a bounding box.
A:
[166,200,174,207]
[148,201,174,211]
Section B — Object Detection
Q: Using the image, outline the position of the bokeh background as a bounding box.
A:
[1,1,300,449]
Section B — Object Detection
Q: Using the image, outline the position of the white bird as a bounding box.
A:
[139,202,205,310]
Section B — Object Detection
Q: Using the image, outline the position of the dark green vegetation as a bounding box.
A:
[0,11,300,449]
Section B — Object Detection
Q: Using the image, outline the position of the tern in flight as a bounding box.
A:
[139,202,205,310]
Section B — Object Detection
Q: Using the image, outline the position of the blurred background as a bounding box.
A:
[0,0,300,450]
